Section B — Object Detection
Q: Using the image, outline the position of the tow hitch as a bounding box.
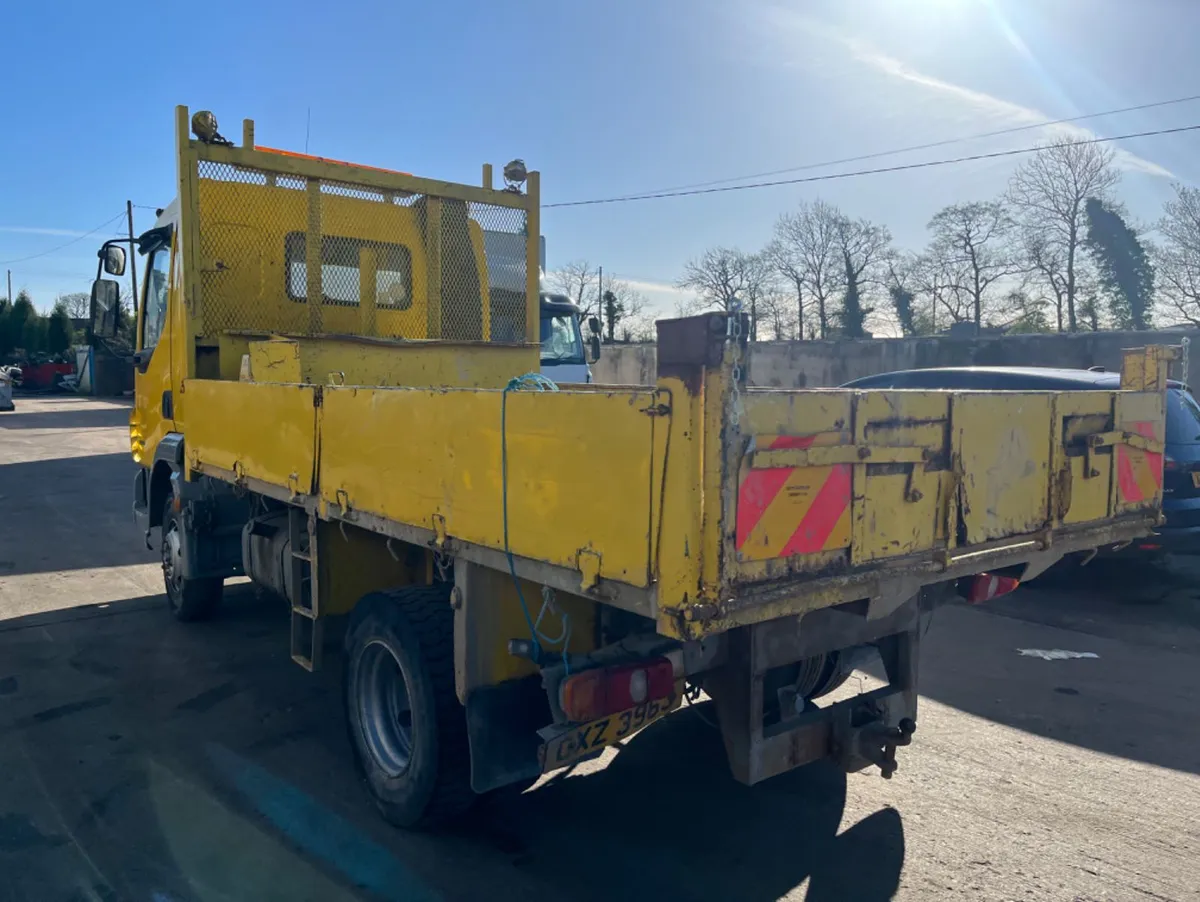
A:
[836,715,917,779]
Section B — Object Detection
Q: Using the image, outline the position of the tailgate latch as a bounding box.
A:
[1083,430,1165,478]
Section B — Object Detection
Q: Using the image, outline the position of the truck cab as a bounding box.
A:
[539,291,600,383]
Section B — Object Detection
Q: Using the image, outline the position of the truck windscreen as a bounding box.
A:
[540,313,585,365]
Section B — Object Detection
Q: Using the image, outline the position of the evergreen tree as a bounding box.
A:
[889,284,917,336]
[838,252,872,338]
[602,289,624,343]
[1085,198,1154,330]
[48,305,72,355]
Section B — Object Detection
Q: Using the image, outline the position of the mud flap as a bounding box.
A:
[466,676,548,794]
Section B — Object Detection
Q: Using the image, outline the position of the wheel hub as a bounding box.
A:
[357,640,414,778]
[163,522,184,594]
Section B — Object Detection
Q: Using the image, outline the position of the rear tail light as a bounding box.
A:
[1164,455,1178,471]
[962,572,1020,604]
[559,657,675,723]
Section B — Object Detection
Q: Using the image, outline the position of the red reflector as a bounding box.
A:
[560,657,674,723]
[965,572,1020,604]
[1138,543,1162,550]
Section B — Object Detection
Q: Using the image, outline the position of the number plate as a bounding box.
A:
[539,686,682,771]
[1191,471,1200,489]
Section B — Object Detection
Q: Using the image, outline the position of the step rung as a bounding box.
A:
[291,605,317,620]
[291,551,312,562]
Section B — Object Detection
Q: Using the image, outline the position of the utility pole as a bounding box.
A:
[126,201,138,316]
[597,265,602,319]
[6,270,10,305]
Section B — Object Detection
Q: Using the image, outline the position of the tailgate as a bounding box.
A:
[728,385,1165,588]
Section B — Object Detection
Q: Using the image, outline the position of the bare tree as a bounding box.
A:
[1007,140,1120,331]
[56,291,91,320]
[910,251,971,329]
[741,253,776,341]
[768,200,845,339]
[1022,230,1070,331]
[547,260,600,319]
[676,247,774,339]
[834,214,892,337]
[677,247,746,312]
[603,276,655,342]
[1155,184,1200,326]
[926,201,1020,327]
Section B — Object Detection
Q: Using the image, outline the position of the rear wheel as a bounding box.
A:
[161,498,222,621]
[344,584,475,829]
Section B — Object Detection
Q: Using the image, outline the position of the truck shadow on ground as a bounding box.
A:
[470,708,905,902]
[0,587,903,902]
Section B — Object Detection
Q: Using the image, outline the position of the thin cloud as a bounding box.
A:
[622,277,689,297]
[794,17,1173,179]
[0,225,91,237]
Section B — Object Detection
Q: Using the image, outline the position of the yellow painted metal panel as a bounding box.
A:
[735,431,850,563]
[269,336,537,389]
[741,390,852,437]
[732,393,854,576]
[1114,390,1166,515]
[184,379,317,494]
[852,392,949,563]
[316,521,417,616]
[956,393,1052,544]
[651,375,704,638]
[1120,345,1176,391]
[455,565,597,699]
[1056,393,1115,525]
[319,386,656,586]
[249,339,303,382]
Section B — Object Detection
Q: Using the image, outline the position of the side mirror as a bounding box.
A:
[589,334,601,362]
[101,244,127,276]
[91,278,122,339]
[588,316,601,335]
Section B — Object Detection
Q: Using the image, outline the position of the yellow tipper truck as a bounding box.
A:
[94,106,1172,828]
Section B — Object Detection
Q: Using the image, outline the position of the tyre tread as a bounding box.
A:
[346,583,475,827]
[162,500,222,622]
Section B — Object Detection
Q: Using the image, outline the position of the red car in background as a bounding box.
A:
[14,361,73,390]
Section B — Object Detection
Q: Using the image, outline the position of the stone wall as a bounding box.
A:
[592,329,1198,388]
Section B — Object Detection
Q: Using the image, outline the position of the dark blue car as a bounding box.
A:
[841,366,1200,556]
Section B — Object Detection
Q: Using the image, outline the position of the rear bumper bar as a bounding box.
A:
[692,515,1160,638]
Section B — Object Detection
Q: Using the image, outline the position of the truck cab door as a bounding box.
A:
[130,239,176,465]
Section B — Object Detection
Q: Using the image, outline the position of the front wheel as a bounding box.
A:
[344,585,475,829]
[161,497,223,622]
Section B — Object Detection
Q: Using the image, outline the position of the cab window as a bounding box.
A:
[285,233,412,308]
[142,245,171,351]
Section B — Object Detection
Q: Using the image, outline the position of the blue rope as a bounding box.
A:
[501,373,561,668]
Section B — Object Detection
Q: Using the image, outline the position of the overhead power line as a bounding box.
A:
[0,212,127,266]
[544,124,1200,209]
[590,93,1200,201]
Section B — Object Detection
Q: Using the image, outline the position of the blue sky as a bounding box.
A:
[2,0,1198,314]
